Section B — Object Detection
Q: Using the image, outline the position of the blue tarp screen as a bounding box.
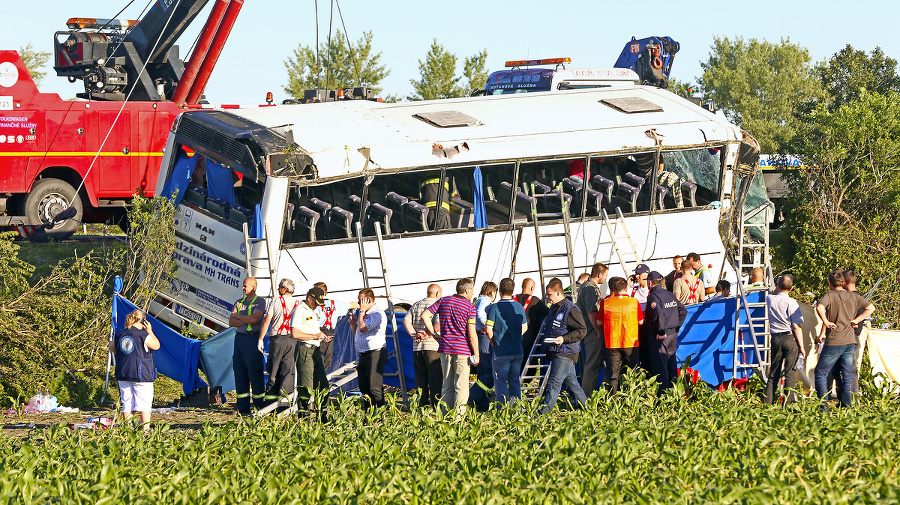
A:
[205,158,236,206]
[113,296,207,395]
[159,152,198,205]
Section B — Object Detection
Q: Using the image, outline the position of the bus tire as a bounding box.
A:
[23,178,83,239]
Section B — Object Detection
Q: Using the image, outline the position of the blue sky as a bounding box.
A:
[4,0,898,103]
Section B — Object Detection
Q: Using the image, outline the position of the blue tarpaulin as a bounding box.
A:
[198,328,237,394]
[205,158,236,206]
[113,296,207,395]
[159,151,198,205]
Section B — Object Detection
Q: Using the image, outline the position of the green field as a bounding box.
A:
[2,372,898,504]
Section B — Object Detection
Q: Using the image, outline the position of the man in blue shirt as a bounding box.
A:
[485,278,528,405]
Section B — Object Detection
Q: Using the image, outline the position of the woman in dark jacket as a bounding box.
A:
[111,309,160,430]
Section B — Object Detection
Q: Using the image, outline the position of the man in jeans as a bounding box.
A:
[349,288,388,410]
[538,278,588,415]
[764,274,805,406]
[815,270,875,408]
[403,284,443,408]
[578,263,609,397]
[485,278,528,405]
[421,278,480,416]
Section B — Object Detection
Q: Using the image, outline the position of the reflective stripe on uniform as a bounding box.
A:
[420,178,450,190]
[264,395,279,400]
[239,295,259,332]
[252,393,265,399]
[236,393,250,398]
[424,201,451,211]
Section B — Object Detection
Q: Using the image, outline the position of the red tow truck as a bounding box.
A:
[0,0,243,237]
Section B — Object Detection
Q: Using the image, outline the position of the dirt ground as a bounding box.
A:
[1,404,241,439]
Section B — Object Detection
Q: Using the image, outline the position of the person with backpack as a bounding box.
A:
[112,309,160,430]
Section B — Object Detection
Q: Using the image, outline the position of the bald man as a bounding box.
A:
[229,277,267,414]
[516,278,549,369]
[404,283,443,407]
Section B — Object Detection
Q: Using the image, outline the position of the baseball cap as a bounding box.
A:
[307,287,326,306]
[648,271,664,282]
[634,263,650,275]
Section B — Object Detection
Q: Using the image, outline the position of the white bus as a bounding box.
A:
[151,85,761,332]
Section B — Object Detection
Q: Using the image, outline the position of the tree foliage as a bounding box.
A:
[18,42,50,87]
[0,197,177,407]
[283,31,389,100]
[781,91,900,313]
[817,45,900,109]
[698,37,823,153]
[409,40,489,100]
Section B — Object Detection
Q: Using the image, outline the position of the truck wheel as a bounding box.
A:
[23,178,83,239]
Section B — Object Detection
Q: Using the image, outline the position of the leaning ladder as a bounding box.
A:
[519,183,576,398]
[732,203,773,380]
[530,183,577,301]
[600,208,643,276]
[355,221,409,408]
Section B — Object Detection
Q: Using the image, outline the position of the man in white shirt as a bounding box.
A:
[404,284,442,408]
[687,252,716,295]
[348,288,388,410]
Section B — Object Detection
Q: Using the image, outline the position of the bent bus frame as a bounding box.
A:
[152,85,760,333]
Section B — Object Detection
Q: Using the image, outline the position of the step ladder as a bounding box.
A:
[518,183,576,398]
[732,203,773,381]
[600,208,643,276]
[242,223,279,298]
[355,221,409,407]
[520,332,552,398]
[530,183,577,301]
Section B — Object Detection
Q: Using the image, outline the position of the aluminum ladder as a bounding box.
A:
[732,203,773,381]
[600,208,643,277]
[355,221,409,407]
[518,183,576,398]
[530,183,577,301]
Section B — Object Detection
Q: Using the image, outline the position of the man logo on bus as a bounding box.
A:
[631,43,641,54]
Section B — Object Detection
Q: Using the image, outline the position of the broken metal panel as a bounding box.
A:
[600,96,663,114]
[413,110,482,128]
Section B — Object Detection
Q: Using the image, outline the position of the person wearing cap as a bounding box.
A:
[291,286,329,411]
[630,264,651,307]
[643,271,687,392]
[348,288,389,410]
[228,277,267,414]
[259,278,300,406]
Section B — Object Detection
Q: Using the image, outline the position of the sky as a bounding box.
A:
[4,0,899,103]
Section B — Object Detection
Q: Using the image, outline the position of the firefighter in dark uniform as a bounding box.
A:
[643,271,687,392]
[421,175,452,230]
[229,277,267,414]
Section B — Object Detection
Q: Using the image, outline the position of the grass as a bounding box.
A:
[1,369,899,504]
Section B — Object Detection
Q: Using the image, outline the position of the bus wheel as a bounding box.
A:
[23,178,83,239]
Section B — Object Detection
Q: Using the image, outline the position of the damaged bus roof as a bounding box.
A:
[173,85,743,180]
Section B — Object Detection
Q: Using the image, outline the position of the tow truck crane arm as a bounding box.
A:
[614,36,680,89]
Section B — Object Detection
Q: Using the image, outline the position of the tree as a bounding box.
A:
[18,42,50,87]
[779,91,900,313]
[283,31,389,99]
[818,45,900,109]
[408,41,489,100]
[697,37,823,153]
[463,49,489,95]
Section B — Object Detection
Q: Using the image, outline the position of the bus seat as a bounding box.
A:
[563,176,583,194]
[184,185,207,208]
[623,172,646,194]
[405,201,430,232]
[329,206,354,239]
[365,203,393,236]
[309,197,332,239]
[681,180,697,207]
[385,191,409,232]
[350,194,370,216]
[616,182,640,213]
[591,175,614,206]
[656,185,669,210]
[542,189,573,217]
[206,197,229,219]
[296,206,320,242]
[228,203,254,226]
[497,181,536,219]
[583,187,604,216]
[529,181,551,196]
